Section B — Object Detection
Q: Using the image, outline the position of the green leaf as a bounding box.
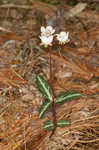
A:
[57,119,70,127]
[39,101,52,118]
[36,75,52,101]
[43,121,55,130]
[56,92,82,104]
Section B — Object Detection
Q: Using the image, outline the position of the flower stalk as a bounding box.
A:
[49,46,57,137]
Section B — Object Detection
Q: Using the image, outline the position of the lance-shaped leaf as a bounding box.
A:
[56,92,82,104]
[39,101,52,118]
[57,119,70,127]
[43,121,55,130]
[36,75,52,101]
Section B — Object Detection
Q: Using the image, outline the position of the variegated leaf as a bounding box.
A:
[39,101,52,118]
[57,119,70,127]
[56,92,82,104]
[43,121,55,130]
[36,75,52,101]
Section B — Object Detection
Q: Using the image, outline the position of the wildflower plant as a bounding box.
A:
[37,26,82,137]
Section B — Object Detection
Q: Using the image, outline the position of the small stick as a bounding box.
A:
[0,4,34,9]
[0,26,11,32]
[65,3,87,19]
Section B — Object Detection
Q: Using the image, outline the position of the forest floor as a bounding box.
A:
[0,0,99,150]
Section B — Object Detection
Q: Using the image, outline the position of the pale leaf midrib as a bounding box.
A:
[38,76,52,101]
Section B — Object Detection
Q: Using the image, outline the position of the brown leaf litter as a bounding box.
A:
[0,1,99,150]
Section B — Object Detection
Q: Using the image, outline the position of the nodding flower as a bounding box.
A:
[56,32,69,45]
[40,35,53,48]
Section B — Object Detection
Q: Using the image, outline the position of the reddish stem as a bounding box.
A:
[49,46,57,137]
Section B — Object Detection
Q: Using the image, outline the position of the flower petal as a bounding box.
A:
[48,36,53,43]
[41,26,46,33]
[40,35,53,47]
[46,26,53,31]
[60,32,67,36]
[46,26,55,34]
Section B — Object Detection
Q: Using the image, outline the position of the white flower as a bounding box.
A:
[40,35,53,47]
[56,32,69,44]
[41,26,55,37]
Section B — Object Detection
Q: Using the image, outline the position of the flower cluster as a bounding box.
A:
[40,26,69,48]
